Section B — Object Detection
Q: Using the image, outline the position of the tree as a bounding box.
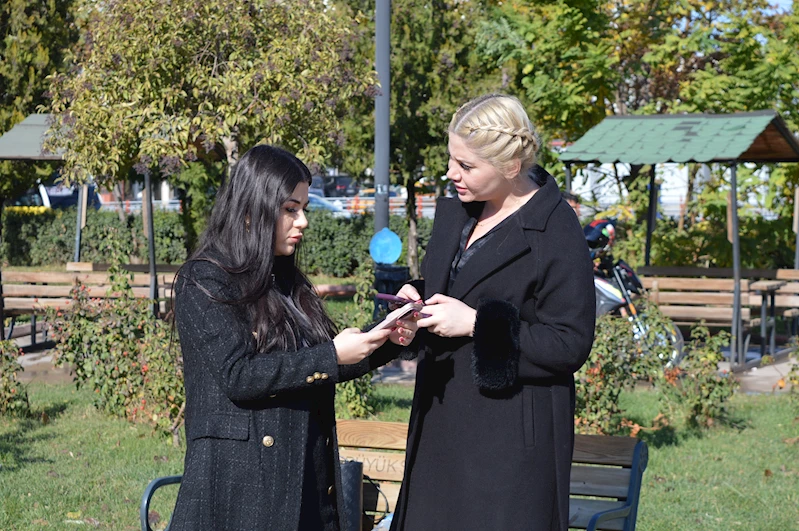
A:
[0,0,79,247]
[45,0,377,184]
[339,0,498,277]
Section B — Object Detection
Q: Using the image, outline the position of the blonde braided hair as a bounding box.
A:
[449,94,540,177]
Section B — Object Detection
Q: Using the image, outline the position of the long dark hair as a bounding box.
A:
[179,144,335,352]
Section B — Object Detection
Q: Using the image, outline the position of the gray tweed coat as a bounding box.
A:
[169,259,401,531]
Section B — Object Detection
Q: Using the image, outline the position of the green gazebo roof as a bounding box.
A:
[559,110,799,165]
[0,113,62,161]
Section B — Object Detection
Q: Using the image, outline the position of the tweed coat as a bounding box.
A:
[390,168,596,531]
[170,259,401,531]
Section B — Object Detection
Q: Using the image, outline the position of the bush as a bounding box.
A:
[302,211,434,278]
[46,263,185,441]
[0,340,30,417]
[654,327,737,429]
[2,206,187,266]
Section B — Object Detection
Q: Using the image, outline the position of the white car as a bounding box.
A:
[307,194,352,219]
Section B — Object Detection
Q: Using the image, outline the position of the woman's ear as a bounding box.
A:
[505,158,522,181]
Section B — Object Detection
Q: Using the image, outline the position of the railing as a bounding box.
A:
[329,196,437,219]
[99,200,182,213]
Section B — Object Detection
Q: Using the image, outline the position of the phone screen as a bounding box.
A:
[373,302,422,331]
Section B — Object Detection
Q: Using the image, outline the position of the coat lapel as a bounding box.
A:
[448,221,530,301]
[423,198,472,297]
[447,166,562,301]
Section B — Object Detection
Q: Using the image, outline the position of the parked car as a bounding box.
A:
[324,175,359,197]
[307,193,352,219]
[309,175,326,196]
[351,187,399,214]
[6,183,102,210]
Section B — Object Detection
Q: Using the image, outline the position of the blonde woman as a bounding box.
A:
[391,94,595,530]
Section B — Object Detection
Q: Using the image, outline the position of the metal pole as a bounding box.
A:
[730,164,742,366]
[374,0,391,233]
[644,165,658,267]
[794,187,799,269]
[73,185,84,262]
[564,163,573,192]
[144,173,159,317]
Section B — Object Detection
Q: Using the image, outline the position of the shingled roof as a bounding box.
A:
[559,110,799,165]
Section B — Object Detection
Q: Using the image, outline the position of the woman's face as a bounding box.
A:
[274,181,310,257]
[446,133,507,203]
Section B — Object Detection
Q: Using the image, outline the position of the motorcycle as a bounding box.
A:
[585,220,684,368]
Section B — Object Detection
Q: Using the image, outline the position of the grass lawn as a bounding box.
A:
[2,383,798,530]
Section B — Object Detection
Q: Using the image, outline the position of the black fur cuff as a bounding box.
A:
[472,299,521,391]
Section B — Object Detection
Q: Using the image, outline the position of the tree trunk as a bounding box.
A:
[406,179,420,279]
[222,134,239,172]
[686,164,698,227]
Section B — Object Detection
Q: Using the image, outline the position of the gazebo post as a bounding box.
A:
[730,164,742,366]
[644,165,658,267]
[73,185,85,262]
[794,186,799,269]
[144,172,158,317]
[564,163,573,192]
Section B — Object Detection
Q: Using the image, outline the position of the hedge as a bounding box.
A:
[1,206,433,277]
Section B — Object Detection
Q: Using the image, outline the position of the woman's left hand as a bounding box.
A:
[415,294,476,338]
[389,316,419,347]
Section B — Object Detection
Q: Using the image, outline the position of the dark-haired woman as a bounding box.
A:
[169,145,417,531]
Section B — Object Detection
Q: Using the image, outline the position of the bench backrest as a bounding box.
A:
[640,276,751,325]
[336,420,647,531]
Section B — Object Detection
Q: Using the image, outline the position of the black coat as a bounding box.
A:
[170,259,400,531]
[390,169,596,531]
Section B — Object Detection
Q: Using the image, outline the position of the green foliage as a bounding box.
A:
[1,207,186,266]
[333,260,379,419]
[0,0,79,204]
[0,340,30,417]
[654,327,737,430]
[302,211,433,278]
[45,261,184,438]
[578,304,735,435]
[45,0,377,184]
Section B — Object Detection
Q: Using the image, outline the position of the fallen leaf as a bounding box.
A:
[148,510,162,526]
[32,519,48,526]
[65,511,81,519]
[784,436,799,445]
[764,469,773,477]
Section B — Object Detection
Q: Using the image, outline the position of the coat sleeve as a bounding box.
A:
[176,266,341,401]
[471,207,595,390]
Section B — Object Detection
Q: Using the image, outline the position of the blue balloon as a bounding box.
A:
[369,227,402,264]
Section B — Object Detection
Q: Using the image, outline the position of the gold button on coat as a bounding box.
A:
[327,485,334,495]
[313,372,322,380]
[321,373,329,380]
[306,376,315,384]
[262,435,275,447]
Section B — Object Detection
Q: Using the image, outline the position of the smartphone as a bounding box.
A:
[373,302,423,331]
[376,293,417,305]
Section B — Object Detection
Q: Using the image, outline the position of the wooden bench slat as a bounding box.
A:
[658,305,751,322]
[573,434,638,467]
[337,420,408,451]
[3,297,72,310]
[640,277,749,291]
[649,292,738,305]
[1,271,175,286]
[570,465,631,499]
[568,498,626,530]
[338,450,405,482]
[3,285,153,298]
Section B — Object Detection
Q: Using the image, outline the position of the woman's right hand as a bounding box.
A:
[395,283,422,304]
[333,327,393,365]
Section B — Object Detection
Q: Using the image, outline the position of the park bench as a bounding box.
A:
[141,419,648,531]
[1,265,356,345]
[0,269,177,345]
[639,276,752,328]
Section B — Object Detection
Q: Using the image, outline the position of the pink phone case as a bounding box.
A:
[373,302,423,331]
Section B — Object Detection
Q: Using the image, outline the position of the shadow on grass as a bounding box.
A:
[0,400,71,473]
[369,393,413,413]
